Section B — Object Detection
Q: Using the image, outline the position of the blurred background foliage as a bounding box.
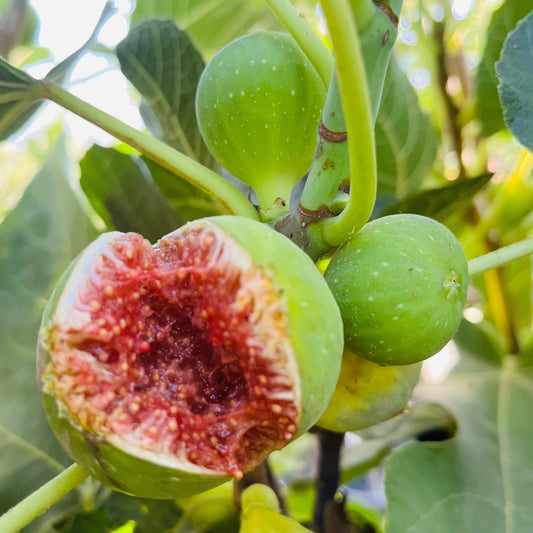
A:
[1,0,533,532]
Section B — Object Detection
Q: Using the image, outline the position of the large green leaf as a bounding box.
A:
[130,0,304,57]
[141,156,224,221]
[0,140,98,523]
[341,402,456,485]
[0,56,39,141]
[476,0,533,138]
[116,19,215,168]
[79,145,185,242]
[384,352,533,532]
[375,58,438,197]
[58,492,183,533]
[496,9,533,151]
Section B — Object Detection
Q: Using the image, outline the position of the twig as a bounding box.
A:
[311,428,347,533]
[434,21,466,179]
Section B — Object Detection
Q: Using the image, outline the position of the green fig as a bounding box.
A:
[317,348,421,432]
[196,32,326,215]
[240,484,311,533]
[37,216,343,498]
[325,214,468,365]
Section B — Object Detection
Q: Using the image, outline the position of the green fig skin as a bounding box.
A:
[37,216,343,499]
[317,349,421,433]
[324,214,468,365]
[40,393,227,498]
[196,32,326,211]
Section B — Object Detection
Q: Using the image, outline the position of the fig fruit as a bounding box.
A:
[37,216,343,498]
[324,214,468,365]
[196,32,326,214]
[317,348,421,433]
[240,484,312,533]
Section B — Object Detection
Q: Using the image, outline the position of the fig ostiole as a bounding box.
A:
[37,216,343,499]
[317,348,421,433]
[196,32,326,217]
[324,214,468,366]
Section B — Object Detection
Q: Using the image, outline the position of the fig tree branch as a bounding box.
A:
[434,21,466,180]
[298,2,398,259]
[314,0,377,247]
[312,428,346,533]
[0,464,89,533]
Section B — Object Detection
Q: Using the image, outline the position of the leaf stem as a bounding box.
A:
[318,0,377,246]
[468,238,533,276]
[36,81,259,220]
[263,0,333,86]
[0,464,89,533]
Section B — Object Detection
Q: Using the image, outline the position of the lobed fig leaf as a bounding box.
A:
[196,32,326,215]
[317,348,421,433]
[325,214,468,365]
[37,216,343,499]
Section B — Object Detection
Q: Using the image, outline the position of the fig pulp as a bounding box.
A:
[38,216,343,498]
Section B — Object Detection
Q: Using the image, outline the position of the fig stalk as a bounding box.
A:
[313,0,377,246]
[35,81,259,220]
[0,464,89,533]
[468,238,533,276]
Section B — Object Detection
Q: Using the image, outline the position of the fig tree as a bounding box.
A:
[196,32,326,215]
[324,214,468,365]
[37,216,343,498]
[317,348,421,433]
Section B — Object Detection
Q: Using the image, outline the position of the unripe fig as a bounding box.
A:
[37,216,343,499]
[240,484,312,533]
[317,348,421,433]
[196,32,326,213]
[325,214,468,365]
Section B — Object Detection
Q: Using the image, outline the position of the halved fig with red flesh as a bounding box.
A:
[37,216,343,498]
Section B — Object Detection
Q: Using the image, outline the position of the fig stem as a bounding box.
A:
[263,0,333,86]
[318,0,377,246]
[468,238,533,276]
[0,464,89,533]
[34,81,260,221]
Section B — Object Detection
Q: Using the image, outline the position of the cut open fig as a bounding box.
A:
[37,216,343,498]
